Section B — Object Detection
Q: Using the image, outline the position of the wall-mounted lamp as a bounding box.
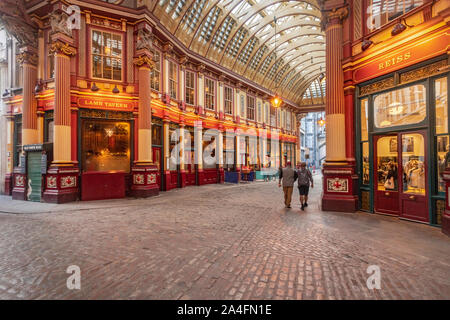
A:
[34,80,43,93]
[391,21,406,36]
[91,82,99,92]
[361,39,373,51]
[112,85,120,94]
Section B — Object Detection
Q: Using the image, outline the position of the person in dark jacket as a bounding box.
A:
[297,162,314,211]
[278,162,298,208]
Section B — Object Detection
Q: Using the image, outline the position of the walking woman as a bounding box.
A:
[297,162,314,211]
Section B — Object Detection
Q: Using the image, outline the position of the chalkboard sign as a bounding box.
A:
[41,153,48,174]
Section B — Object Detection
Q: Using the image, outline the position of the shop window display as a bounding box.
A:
[402,133,425,195]
[376,136,398,191]
[374,84,426,129]
[82,121,130,173]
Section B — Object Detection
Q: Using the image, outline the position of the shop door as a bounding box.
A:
[152,146,163,191]
[399,131,428,222]
[27,152,42,202]
[374,135,400,215]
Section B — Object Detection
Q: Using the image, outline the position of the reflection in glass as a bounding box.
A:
[374,84,426,128]
[402,133,425,195]
[435,78,448,135]
[362,142,370,185]
[361,98,369,141]
[82,121,130,173]
[376,136,398,191]
[437,135,449,193]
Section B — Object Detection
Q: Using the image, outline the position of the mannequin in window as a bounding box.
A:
[409,161,421,189]
[445,144,450,169]
[417,162,426,190]
[384,162,397,190]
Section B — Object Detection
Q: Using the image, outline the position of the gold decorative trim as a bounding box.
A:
[17,51,38,66]
[359,77,395,96]
[133,55,155,69]
[49,41,77,56]
[400,60,448,84]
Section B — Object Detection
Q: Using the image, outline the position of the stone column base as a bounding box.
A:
[130,163,159,198]
[4,173,13,196]
[321,163,359,212]
[196,168,205,186]
[12,169,27,200]
[43,164,80,203]
[442,170,450,237]
[179,170,186,188]
[218,168,224,184]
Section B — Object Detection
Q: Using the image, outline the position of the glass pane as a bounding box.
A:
[435,77,448,135]
[362,142,370,185]
[401,133,425,195]
[169,128,179,171]
[374,84,426,128]
[361,98,369,141]
[82,121,131,173]
[112,58,121,81]
[103,57,112,79]
[92,55,102,78]
[111,34,122,57]
[103,32,111,56]
[92,30,102,54]
[437,135,449,193]
[376,136,398,191]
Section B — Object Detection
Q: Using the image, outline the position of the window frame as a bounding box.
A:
[224,86,234,115]
[185,69,196,106]
[90,28,124,82]
[246,95,255,121]
[204,76,216,111]
[168,59,179,100]
[150,49,162,92]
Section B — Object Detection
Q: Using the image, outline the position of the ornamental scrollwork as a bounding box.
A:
[136,28,154,51]
[50,10,72,37]
[49,41,77,56]
[17,51,38,66]
[133,55,155,69]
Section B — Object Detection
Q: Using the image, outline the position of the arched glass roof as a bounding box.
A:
[153,0,325,105]
[301,76,326,105]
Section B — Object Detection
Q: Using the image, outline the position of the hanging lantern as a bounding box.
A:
[271,95,282,108]
[318,118,325,127]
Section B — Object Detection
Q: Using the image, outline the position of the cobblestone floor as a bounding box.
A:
[0,179,449,300]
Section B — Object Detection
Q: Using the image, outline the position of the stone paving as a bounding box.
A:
[0,179,449,300]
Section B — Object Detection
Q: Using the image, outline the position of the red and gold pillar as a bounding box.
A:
[43,34,79,203]
[12,47,38,200]
[321,5,358,212]
[130,25,159,197]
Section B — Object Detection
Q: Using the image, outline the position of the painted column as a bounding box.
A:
[217,127,224,183]
[129,23,159,197]
[197,65,205,115]
[18,47,38,146]
[321,5,358,212]
[42,32,79,203]
[195,120,204,185]
[163,119,172,190]
[179,123,186,188]
[4,115,14,195]
[162,43,172,105]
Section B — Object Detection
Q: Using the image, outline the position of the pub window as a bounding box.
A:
[435,77,449,193]
[374,84,426,129]
[81,120,131,173]
[286,111,291,130]
[224,86,233,115]
[169,60,178,100]
[223,132,235,170]
[203,130,217,169]
[265,103,269,123]
[361,98,370,185]
[205,78,215,110]
[368,0,424,31]
[150,50,161,91]
[92,30,123,81]
[240,95,245,117]
[169,127,179,171]
[13,116,22,167]
[185,70,195,105]
[270,106,276,127]
[247,96,255,120]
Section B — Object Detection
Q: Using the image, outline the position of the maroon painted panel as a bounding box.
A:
[81,171,125,201]
[203,169,218,184]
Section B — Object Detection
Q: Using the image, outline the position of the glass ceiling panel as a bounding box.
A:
[156,0,325,104]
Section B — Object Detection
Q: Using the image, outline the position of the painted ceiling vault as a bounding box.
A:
[152,0,325,105]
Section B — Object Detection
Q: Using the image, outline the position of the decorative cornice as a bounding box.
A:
[17,49,38,66]
[321,6,348,30]
[49,40,77,56]
[133,55,155,69]
[49,10,72,38]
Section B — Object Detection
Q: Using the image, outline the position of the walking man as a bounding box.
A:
[297,162,314,211]
[278,161,297,208]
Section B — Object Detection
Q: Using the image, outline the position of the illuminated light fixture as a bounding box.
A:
[391,21,406,36]
[112,85,120,94]
[318,118,325,127]
[91,82,99,91]
[271,16,283,109]
[361,39,373,51]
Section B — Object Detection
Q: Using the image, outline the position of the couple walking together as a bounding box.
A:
[278,162,314,210]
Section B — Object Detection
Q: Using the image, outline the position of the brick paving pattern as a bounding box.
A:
[0,179,449,299]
